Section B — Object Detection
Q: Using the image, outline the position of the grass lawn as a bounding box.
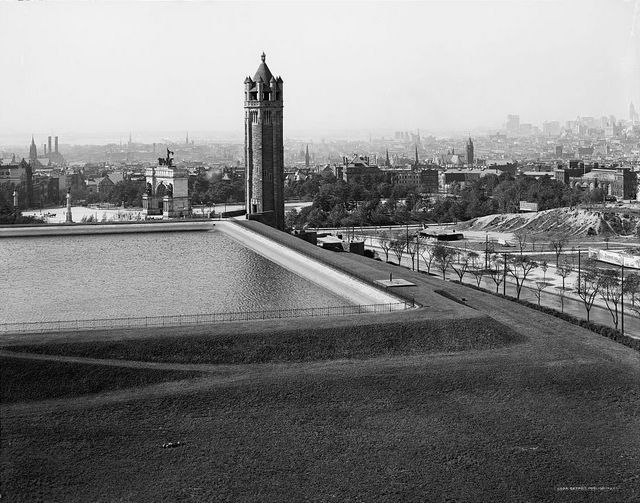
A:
[1,354,639,502]
[0,356,202,403]
[5,316,524,364]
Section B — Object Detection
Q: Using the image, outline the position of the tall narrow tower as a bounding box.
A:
[466,136,474,166]
[244,53,284,230]
[29,135,38,162]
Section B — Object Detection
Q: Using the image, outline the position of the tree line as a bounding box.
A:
[285,171,608,230]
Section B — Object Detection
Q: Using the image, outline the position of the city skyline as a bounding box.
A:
[1,0,639,138]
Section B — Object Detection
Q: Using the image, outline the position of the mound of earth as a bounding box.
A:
[457,207,638,237]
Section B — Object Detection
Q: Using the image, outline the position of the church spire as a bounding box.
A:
[305,144,310,167]
[414,145,419,167]
[29,135,37,161]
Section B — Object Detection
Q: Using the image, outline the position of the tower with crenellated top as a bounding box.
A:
[244,52,284,230]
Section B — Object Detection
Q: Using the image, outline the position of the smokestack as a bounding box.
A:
[55,136,59,154]
[48,136,52,155]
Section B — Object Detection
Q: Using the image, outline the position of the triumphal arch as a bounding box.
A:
[142,149,191,218]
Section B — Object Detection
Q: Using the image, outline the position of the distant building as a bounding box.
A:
[631,102,639,124]
[341,154,380,183]
[579,168,637,200]
[420,169,439,193]
[543,121,561,136]
[506,114,520,135]
[466,137,474,166]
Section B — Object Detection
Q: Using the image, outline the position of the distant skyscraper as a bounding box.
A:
[506,115,520,135]
[466,137,474,166]
[244,53,284,230]
[631,102,639,123]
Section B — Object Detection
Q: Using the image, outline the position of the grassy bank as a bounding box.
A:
[2,355,639,502]
[0,356,201,403]
[5,316,524,364]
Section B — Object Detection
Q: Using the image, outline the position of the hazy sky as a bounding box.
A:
[1,0,639,140]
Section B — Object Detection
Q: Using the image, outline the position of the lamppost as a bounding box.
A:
[577,247,582,295]
[485,231,489,270]
[621,262,625,336]
[503,252,508,296]
[416,232,420,272]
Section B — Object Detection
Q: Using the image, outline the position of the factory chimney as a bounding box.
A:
[48,136,52,155]
[55,136,59,154]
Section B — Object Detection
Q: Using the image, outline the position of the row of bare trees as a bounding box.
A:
[377,231,640,332]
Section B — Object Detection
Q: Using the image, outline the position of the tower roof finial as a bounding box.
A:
[261,52,266,62]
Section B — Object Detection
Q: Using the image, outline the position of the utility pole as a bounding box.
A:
[503,252,508,296]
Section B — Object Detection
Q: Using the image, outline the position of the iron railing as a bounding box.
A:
[0,302,411,335]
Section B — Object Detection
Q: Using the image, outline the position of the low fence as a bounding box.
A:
[0,302,411,335]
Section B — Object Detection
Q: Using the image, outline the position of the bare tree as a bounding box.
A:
[433,243,455,280]
[390,239,405,265]
[540,260,548,282]
[507,255,538,300]
[487,254,505,293]
[513,230,528,257]
[467,251,480,269]
[406,238,417,271]
[625,273,640,314]
[549,234,568,267]
[419,239,436,274]
[598,268,622,329]
[556,259,573,291]
[533,281,550,306]
[576,260,600,322]
[451,251,471,283]
[378,231,391,262]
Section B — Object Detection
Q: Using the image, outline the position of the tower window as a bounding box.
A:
[249,92,258,100]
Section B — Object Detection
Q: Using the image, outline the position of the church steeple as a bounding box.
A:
[414,145,419,167]
[385,148,390,167]
[29,135,37,161]
[305,144,310,167]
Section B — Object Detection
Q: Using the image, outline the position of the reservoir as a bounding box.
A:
[0,230,353,324]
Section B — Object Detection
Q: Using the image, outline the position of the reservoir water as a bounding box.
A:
[0,230,352,324]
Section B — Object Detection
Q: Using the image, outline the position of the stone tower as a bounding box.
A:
[244,53,284,230]
[466,136,474,166]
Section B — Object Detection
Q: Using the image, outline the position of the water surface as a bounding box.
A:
[0,230,351,323]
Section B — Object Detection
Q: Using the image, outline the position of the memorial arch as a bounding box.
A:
[142,149,191,218]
